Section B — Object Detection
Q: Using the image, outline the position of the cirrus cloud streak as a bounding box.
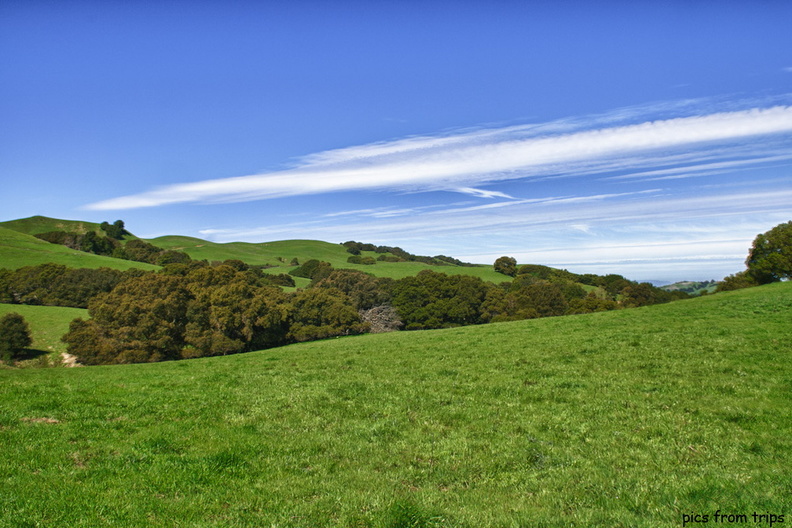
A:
[85,105,792,210]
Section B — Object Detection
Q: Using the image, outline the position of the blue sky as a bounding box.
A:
[1,1,791,283]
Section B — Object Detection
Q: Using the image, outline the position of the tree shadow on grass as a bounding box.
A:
[14,348,51,361]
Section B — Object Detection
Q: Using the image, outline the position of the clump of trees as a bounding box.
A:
[61,263,370,365]
[0,313,32,362]
[718,220,792,291]
[0,264,130,308]
[341,241,477,267]
[100,220,128,239]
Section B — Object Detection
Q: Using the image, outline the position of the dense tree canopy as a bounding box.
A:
[0,264,127,308]
[391,270,491,329]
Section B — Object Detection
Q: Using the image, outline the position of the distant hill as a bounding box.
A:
[659,280,718,295]
[150,235,505,282]
[0,216,506,281]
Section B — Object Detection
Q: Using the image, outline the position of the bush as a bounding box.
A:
[347,255,376,265]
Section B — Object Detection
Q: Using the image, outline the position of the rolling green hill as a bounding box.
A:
[149,236,506,282]
[1,282,789,527]
[0,226,157,271]
[1,216,507,281]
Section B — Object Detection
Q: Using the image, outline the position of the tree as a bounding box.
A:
[100,219,127,240]
[391,270,491,329]
[64,273,192,364]
[746,220,792,283]
[494,256,517,277]
[287,288,368,342]
[0,313,32,361]
[717,270,760,292]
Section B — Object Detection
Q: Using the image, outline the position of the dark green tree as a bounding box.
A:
[0,313,32,361]
[100,219,127,240]
[289,259,333,280]
[391,270,492,329]
[287,288,368,342]
[746,220,792,283]
[717,270,760,292]
[313,269,392,310]
[64,273,191,364]
[494,256,517,277]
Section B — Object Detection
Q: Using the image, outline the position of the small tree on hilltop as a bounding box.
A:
[494,256,517,277]
[0,313,32,361]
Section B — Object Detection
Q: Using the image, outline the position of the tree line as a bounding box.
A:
[3,255,689,365]
[11,219,790,366]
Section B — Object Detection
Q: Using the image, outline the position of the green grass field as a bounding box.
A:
[0,303,87,367]
[1,283,789,527]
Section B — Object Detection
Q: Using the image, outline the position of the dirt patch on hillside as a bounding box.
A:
[61,353,82,367]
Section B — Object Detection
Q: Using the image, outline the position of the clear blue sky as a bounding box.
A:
[2,1,791,283]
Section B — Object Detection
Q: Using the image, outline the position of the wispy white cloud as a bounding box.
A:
[605,153,792,182]
[456,187,516,199]
[84,104,792,210]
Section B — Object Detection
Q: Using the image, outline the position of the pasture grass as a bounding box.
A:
[1,283,790,526]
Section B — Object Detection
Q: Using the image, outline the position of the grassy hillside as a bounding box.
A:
[151,235,506,282]
[0,303,87,364]
[1,283,789,527]
[0,216,506,281]
[0,215,107,236]
[0,227,158,271]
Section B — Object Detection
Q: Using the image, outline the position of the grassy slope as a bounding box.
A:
[0,303,87,361]
[1,283,790,527]
[151,235,507,282]
[0,216,515,282]
[0,227,158,271]
[0,215,105,236]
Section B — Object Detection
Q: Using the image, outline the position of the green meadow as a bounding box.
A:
[1,282,790,527]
